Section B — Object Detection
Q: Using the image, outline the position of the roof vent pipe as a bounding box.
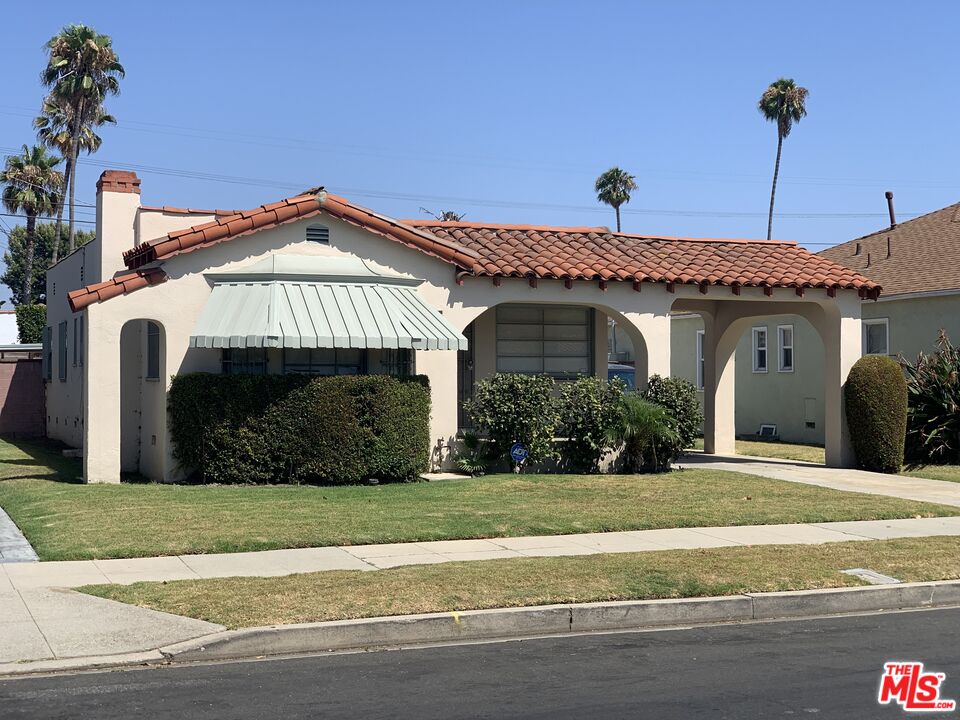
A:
[887,236,892,258]
[866,252,872,267]
[854,242,861,256]
[885,190,897,229]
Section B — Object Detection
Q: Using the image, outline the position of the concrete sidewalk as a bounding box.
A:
[3,516,960,666]
[5,515,960,591]
[680,451,960,507]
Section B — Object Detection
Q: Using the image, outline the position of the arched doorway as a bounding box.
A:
[119,318,166,478]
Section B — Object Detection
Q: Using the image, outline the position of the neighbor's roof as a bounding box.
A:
[819,202,960,297]
[68,184,880,312]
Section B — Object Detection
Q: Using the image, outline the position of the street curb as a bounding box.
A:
[3,580,960,676]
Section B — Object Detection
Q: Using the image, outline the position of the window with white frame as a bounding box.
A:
[695,330,705,390]
[777,324,794,372]
[495,304,593,379]
[863,318,889,356]
[752,327,768,373]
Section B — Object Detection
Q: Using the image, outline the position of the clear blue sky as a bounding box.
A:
[3,0,959,301]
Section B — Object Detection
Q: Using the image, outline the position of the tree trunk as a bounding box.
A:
[766,134,784,241]
[23,214,36,305]
[67,98,84,253]
[615,205,622,233]
[51,153,73,266]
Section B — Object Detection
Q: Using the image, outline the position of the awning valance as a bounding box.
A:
[189,256,467,351]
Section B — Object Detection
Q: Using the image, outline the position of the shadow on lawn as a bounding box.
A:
[0,436,83,484]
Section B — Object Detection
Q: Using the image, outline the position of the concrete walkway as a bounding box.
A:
[0,508,38,563]
[3,515,960,665]
[680,451,960,507]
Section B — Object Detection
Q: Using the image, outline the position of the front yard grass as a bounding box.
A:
[82,536,960,628]
[691,438,825,464]
[902,465,960,483]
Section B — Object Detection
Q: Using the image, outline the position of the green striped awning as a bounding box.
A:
[189,255,467,351]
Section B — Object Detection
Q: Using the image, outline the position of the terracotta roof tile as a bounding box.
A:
[819,202,960,296]
[67,268,168,312]
[407,221,879,296]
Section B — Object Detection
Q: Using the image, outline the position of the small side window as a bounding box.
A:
[863,318,889,356]
[695,330,705,390]
[777,325,794,372]
[146,322,160,380]
[752,327,768,373]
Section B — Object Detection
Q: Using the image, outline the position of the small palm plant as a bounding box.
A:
[606,394,680,473]
[454,432,494,476]
[902,331,960,466]
[758,78,808,241]
[594,167,637,232]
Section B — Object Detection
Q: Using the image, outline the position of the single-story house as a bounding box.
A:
[44,170,878,483]
[670,194,960,443]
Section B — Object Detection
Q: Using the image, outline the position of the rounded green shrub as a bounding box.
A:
[844,355,907,473]
[642,374,703,450]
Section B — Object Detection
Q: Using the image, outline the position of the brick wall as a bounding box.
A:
[0,358,45,437]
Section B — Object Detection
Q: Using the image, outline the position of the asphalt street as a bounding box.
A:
[2,607,959,719]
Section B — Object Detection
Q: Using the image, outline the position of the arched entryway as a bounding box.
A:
[119,318,166,478]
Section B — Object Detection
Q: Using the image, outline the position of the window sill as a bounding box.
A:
[777,368,795,374]
[751,369,768,374]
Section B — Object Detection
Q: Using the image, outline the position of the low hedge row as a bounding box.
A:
[169,373,431,484]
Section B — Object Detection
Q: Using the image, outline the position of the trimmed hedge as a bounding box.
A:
[168,373,430,484]
[844,355,907,473]
[15,304,45,344]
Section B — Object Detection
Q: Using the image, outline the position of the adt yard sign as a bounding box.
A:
[510,443,529,464]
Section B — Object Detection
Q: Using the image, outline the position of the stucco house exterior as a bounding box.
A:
[44,170,877,483]
[669,196,960,444]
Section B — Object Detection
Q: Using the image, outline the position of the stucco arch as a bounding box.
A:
[119,318,168,480]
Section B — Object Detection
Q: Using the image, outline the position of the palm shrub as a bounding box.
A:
[557,375,625,472]
[642,374,703,450]
[844,355,907,473]
[902,331,960,465]
[463,373,559,466]
[607,394,681,473]
[454,432,495,476]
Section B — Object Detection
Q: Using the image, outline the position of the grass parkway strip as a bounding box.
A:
[81,536,960,628]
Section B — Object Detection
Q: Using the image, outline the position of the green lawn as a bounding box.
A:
[902,466,960,483]
[83,536,960,628]
[1,436,956,561]
[691,438,825,464]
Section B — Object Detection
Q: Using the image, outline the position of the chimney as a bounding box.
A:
[94,170,141,284]
[854,242,861,256]
[885,190,897,229]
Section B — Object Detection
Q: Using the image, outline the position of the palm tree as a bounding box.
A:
[34,95,116,264]
[594,167,637,232]
[758,78,808,241]
[1,145,63,304]
[41,24,124,251]
[605,394,680,473]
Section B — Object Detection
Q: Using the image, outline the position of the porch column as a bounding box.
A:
[82,307,122,484]
[415,349,460,471]
[619,311,671,386]
[819,294,861,468]
[701,314,738,455]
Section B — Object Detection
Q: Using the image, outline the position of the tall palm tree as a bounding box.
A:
[34,95,115,264]
[594,167,637,232]
[1,145,63,304]
[758,78,808,241]
[41,24,124,251]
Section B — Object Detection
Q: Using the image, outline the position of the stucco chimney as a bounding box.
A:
[93,170,141,284]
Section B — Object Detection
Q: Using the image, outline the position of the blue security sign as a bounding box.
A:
[510,443,529,464]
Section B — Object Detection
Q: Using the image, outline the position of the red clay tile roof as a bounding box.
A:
[407,221,880,296]
[123,192,483,271]
[71,189,878,311]
[139,205,243,217]
[67,267,168,312]
[819,202,960,297]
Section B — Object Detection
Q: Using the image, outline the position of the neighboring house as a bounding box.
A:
[46,170,877,483]
[0,310,19,344]
[669,197,960,444]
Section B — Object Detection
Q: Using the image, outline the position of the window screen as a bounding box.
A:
[496,304,593,379]
[221,348,268,375]
[283,347,365,375]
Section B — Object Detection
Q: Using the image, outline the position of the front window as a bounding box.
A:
[752,327,768,373]
[283,347,365,375]
[221,348,268,375]
[777,325,794,372]
[863,319,889,356]
[381,348,413,376]
[495,304,593,379]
